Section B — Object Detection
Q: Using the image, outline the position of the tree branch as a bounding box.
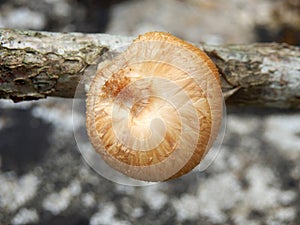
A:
[0,28,299,108]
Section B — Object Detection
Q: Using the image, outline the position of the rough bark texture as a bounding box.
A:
[0,28,299,108]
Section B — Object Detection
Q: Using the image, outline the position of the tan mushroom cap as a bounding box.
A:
[86,32,223,182]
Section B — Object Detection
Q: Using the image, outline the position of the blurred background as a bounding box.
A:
[0,0,299,225]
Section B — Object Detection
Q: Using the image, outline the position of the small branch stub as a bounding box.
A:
[85,32,224,182]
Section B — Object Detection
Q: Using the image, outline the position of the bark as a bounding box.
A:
[0,28,299,108]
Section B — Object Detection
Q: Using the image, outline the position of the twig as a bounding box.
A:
[0,28,299,108]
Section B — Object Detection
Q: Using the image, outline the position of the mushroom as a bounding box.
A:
[86,32,223,182]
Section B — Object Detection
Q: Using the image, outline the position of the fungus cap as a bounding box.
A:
[86,32,223,182]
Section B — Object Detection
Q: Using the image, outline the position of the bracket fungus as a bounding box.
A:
[86,32,223,182]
